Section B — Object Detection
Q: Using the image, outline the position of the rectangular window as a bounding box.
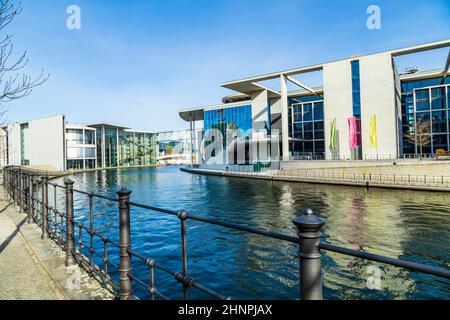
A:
[415,89,430,111]
[350,60,362,159]
[288,98,325,158]
[314,102,324,121]
[84,130,95,145]
[67,159,84,170]
[85,147,96,158]
[432,110,447,133]
[85,159,96,169]
[67,147,83,159]
[303,104,313,122]
[351,60,361,118]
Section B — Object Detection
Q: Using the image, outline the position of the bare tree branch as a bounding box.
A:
[0,0,49,124]
[404,119,432,160]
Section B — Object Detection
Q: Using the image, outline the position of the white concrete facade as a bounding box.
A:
[4,115,66,171]
[323,58,354,159]
[359,52,398,157]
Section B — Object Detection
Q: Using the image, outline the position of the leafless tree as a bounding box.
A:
[404,119,432,160]
[0,0,49,125]
[0,1,48,166]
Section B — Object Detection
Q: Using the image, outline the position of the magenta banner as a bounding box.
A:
[348,117,361,149]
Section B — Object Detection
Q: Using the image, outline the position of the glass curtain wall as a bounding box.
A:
[66,128,97,170]
[104,128,118,167]
[401,77,450,155]
[203,105,252,164]
[118,131,156,167]
[289,96,324,159]
[66,129,84,170]
[20,123,29,165]
[96,128,103,168]
[350,60,362,160]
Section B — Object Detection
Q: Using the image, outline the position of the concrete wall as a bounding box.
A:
[323,59,354,159]
[6,115,66,171]
[251,90,269,131]
[28,115,66,171]
[359,52,398,157]
[281,160,450,177]
[269,96,282,132]
[6,124,21,166]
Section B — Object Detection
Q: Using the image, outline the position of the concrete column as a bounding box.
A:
[189,113,193,167]
[102,125,106,168]
[280,74,290,160]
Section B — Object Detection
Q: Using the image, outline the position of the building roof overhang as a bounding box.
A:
[221,39,450,95]
[87,122,130,130]
[399,69,450,81]
[179,108,205,122]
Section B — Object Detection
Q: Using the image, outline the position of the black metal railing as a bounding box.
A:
[276,170,450,187]
[2,166,450,300]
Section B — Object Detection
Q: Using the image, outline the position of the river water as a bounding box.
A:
[53,166,450,300]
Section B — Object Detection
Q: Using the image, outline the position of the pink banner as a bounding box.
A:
[348,117,361,149]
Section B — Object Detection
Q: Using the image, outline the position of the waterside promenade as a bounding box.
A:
[0,183,114,300]
[181,161,450,192]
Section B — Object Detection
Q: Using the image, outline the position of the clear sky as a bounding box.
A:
[4,0,450,132]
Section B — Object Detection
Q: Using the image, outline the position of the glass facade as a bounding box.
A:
[203,105,252,163]
[66,127,97,170]
[401,77,450,154]
[118,131,157,167]
[351,60,361,117]
[94,126,157,168]
[288,96,325,159]
[350,60,362,160]
[204,105,252,136]
[104,128,118,168]
[70,126,157,169]
[20,123,29,166]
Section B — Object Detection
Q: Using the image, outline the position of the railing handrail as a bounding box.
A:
[3,166,450,301]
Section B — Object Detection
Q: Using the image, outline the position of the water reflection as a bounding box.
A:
[53,166,450,300]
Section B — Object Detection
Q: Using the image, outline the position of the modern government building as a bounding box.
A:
[1,115,157,171]
[179,39,450,163]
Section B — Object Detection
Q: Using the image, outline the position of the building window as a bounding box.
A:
[203,105,253,164]
[20,123,29,165]
[350,60,362,160]
[67,159,84,170]
[415,89,430,111]
[402,82,450,155]
[85,147,96,158]
[84,130,95,145]
[289,99,325,159]
[85,159,96,169]
[67,129,84,145]
[351,60,361,118]
[67,147,83,159]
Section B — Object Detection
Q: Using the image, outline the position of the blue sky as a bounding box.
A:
[5,0,450,131]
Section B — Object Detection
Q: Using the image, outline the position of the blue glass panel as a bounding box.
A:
[314,102,324,121]
[432,110,447,133]
[303,104,313,121]
[415,89,430,111]
[351,60,361,118]
[431,87,446,110]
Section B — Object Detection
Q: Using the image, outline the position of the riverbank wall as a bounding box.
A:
[181,163,450,192]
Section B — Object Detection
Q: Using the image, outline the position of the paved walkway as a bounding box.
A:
[0,193,66,300]
[0,184,116,300]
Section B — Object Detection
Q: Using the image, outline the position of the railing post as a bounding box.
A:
[20,172,25,213]
[41,175,49,239]
[117,187,133,300]
[64,179,76,267]
[15,170,18,205]
[28,174,34,224]
[293,208,326,300]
